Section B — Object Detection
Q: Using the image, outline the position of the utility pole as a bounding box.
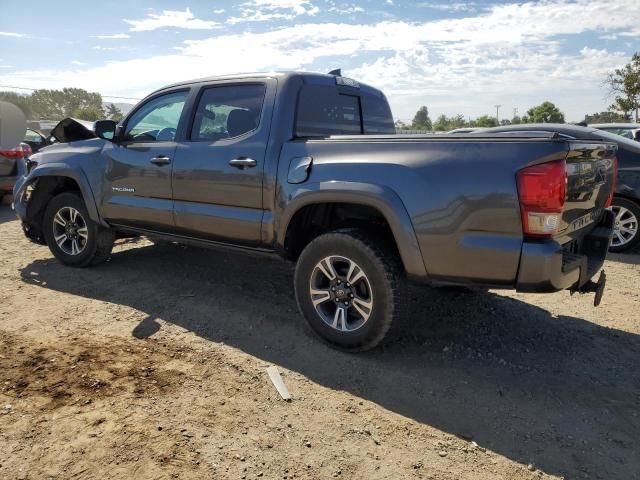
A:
[495,104,501,124]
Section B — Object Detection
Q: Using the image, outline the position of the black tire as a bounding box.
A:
[294,229,405,352]
[43,192,114,267]
[609,197,640,253]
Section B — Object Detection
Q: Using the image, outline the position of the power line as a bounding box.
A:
[0,85,140,102]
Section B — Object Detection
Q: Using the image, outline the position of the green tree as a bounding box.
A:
[105,103,123,121]
[525,101,565,123]
[511,115,522,125]
[609,96,635,121]
[71,106,104,121]
[29,88,103,119]
[0,91,32,118]
[606,52,640,122]
[474,115,498,128]
[432,114,467,131]
[394,120,410,130]
[584,111,629,123]
[449,114,466,129]
[433,114,450,131]
[411,106,432,131]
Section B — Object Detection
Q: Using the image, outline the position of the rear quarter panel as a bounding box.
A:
[279,137,570,286]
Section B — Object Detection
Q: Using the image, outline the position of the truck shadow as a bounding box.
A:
[20,240,640,479]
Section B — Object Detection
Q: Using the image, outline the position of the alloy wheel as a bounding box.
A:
[309,255,374,332]
[610,205,638,248]
[52,206,88,256]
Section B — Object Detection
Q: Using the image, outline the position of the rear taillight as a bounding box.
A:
[604,156,617,208]
[0,146,26,159]
[517,159,567,237]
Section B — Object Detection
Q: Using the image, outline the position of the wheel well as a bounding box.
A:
[613,193,640,207]
[25,176,83,236]
[283,202,401,262]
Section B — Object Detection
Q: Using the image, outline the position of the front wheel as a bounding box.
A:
[609,197,640,252]
[294,230,404,352]
[43,192,114,267]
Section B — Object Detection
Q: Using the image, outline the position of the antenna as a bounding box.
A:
[328,69,342,76]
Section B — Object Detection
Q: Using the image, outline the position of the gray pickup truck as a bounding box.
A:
[13,71,617,351]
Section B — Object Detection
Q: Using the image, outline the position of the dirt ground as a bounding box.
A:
[0,201,639,480]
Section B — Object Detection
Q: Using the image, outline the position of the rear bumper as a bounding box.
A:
[516,209,614,293]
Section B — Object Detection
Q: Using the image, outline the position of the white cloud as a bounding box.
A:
[4,0,639,120]
[213,8,226,14]
[228,0,319,23]
[0,31,26,38]
[92,33,131,39]
[71,61,89,66]
[328,4,364,14]
[418,2,478,12]
[124,8,220,32]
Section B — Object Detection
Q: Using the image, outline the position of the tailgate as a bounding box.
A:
[556,141,617,244]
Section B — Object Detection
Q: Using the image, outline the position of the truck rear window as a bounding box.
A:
[296,86,361,137]
[295,84,395,137]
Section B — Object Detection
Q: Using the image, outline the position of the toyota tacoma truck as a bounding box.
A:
[12,71,617,351]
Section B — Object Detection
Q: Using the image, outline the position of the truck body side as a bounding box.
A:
[13,72,616,293]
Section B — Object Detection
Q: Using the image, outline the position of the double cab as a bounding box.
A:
[13,72,617,350]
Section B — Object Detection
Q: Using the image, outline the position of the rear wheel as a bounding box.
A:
[43,192,114,267]
[294,230,404,352]
[609,197,640,252]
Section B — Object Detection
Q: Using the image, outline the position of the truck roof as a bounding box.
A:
[156,71,385,98]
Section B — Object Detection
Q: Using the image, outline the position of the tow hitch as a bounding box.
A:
[571,270,606,307]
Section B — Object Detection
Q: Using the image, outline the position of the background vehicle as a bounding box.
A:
[589,123,640,141]
[12,72,617,350]
[475,124,640,252]
[23,128,51,153]
[447,127,481,134]
[0,142,29,203]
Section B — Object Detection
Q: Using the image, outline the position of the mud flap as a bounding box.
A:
[571,270,606,307]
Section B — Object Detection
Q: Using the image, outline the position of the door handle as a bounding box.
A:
[150,156,171,166]
[229,157,257,169]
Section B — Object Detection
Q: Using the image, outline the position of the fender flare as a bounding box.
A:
[22,164,105,227]
[277,181,428,280]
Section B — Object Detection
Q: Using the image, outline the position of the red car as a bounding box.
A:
[0,142,30,203]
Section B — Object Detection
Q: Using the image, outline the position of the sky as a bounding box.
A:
[0,0,638,122]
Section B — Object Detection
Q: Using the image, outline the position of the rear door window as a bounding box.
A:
[190,84,266,141]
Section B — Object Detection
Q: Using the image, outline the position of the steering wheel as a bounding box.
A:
[157,127,177,141]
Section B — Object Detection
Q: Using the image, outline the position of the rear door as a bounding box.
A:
[172,80,275,246]
[101,89,189,229]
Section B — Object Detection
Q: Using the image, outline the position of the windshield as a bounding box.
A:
[591,128,640,149]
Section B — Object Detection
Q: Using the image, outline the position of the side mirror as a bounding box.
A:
[94,120,117,141]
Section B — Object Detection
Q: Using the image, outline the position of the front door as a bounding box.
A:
[172,82,274,246]
[101,89,189,230]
